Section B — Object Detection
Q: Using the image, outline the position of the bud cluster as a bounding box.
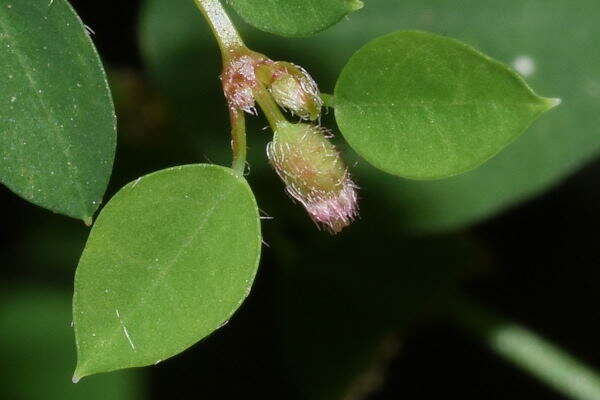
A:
[221,54,323,120]
[221,51,358,233]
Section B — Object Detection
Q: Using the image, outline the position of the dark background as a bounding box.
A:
[2,1,600,399]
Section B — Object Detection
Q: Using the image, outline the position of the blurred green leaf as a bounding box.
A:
[227,0,364,37]
[139,0,600,232]
[0,0,116,222]
[73,164,261,379]
[335,31,557,180]
[0,288,144,400]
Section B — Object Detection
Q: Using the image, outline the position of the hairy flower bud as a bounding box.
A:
[258,62,323,121]
[267,122,358,233]
[221,53,268,114]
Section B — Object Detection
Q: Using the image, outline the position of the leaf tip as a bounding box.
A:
[73,359,92,383]
[348,0,364,12]
[545,97,562,109]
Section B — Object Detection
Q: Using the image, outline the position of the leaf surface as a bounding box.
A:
[228,0,363,37]
[335,31,557,180]
[73,164,261,379]
[0,0,116,221]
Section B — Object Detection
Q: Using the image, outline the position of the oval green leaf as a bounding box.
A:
[73,164,261,380]
[0,0,116,222]
[228,0,363,37]
[335,30,558,180]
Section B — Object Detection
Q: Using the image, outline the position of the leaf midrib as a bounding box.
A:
[337,98,547,109]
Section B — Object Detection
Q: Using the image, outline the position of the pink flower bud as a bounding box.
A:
[267,122,358,233]
[264,62,323,121]
[221,53,268,114]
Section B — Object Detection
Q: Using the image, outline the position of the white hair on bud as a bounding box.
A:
[221,54,267,113]
[266,123,359,234]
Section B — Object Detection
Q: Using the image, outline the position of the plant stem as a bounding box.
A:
[450,297,600,400]
[253,84,287,129]
[193,0,289,171]
[229,109,246,175]
[193,0,248,173]
[192,0,244,60]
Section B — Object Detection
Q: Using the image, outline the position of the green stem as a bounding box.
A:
[192,0,244,60]
[229,109,246,176]
[253,84,287,129]
[450,297,600,400]
[192,0,289,170]
[193,0,248,172]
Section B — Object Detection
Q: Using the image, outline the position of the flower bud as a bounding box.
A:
[260,62,323,121]
[267,122,358,233]
[221,53,267,114]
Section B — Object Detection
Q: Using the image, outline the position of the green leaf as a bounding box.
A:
[0,0,116,222]
[227,0,363,37]
[0,288,145,400]
[335,31,558,180]
[73,164,261,379]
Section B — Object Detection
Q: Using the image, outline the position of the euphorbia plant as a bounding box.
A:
[10,1,600,395]
[71,0,558,379]
[201,3,358,232]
